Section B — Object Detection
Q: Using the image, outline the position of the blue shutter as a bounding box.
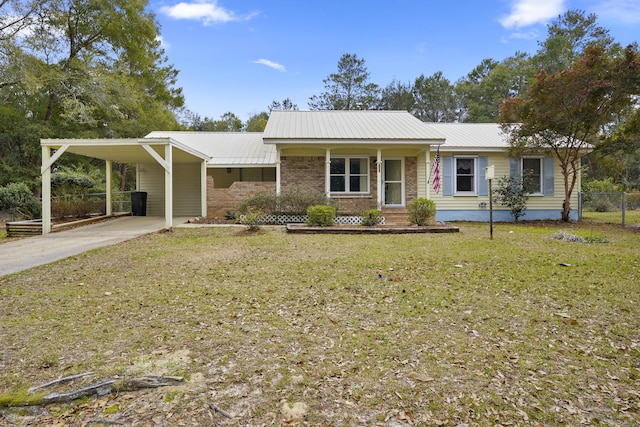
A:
[509,158,521,176]
[544,157,554,196]
[478,156,488,196]
[442,156,453,196]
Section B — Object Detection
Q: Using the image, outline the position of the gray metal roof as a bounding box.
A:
[425,123,509,151]
[145,131,276,167]
[263,110,446,143]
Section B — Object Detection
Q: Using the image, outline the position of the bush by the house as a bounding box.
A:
[0,182,41,220]
[306,205,336,226]
[493,170,536,222]
[236,190,339,216]
[408,198,436,226]
[50,166,100,218]
[361,209,383,226]
[238,208,263,231]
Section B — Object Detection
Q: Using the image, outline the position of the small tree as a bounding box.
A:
[493,170,536,221]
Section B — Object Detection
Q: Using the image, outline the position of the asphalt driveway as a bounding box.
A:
[0,216,190,277]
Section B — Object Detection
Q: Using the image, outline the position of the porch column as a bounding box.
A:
[276,148,281,195]
[376,149,382,208]
[325,149,331,198]
[201,160,207,217]
[41,146,52,234]
[165,144,173,230]
[425,149,431,199]
[40,143,69,234]
[105,160,112,216]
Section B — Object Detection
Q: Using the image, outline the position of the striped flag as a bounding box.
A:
[431,147,441,194]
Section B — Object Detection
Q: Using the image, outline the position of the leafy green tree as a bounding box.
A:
[246,111,269,132]
[533,10,614,74]
[412,72,459,122]
[0,181,41,219]
[308,53,380,110]
[499,44,640,221]
[456,53,533,123]
[0,0,184,189]
[378,79,414,112]
[593,108,640,189]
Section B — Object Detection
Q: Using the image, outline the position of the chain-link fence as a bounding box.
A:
[579,192,640,227]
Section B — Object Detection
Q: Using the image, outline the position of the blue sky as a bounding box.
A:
[149,0,640,122]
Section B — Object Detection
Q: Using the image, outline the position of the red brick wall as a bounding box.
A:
[405,157,417,203]
[280,156,325,194]
[206,176,275,219]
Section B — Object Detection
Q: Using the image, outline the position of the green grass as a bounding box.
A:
[0,223,639,425]
[582,209,640,226]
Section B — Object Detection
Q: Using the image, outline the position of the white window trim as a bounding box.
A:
[522,157,544,196]
[330,155,370,194]
[454,156,478,196]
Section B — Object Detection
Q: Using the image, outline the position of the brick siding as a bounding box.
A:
[206,176,275,219]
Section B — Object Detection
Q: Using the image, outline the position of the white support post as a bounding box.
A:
[276,148,281,195]
[41,145,52,234]
[425,149,431,200]
[201,160,207,217]
[376,149,382,208]
[325,149,331,198]
[165,144,173,231]
[105,160,112,216]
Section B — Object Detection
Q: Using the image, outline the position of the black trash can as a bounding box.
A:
[131,191,147,216]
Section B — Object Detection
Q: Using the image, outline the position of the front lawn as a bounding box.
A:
[0,223,638,425]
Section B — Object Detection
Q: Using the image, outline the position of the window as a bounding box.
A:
[330,157,369,193]
[522,158,542,194]
[455,157,476,194]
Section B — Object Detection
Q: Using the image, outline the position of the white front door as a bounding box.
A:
[383,158,404,207]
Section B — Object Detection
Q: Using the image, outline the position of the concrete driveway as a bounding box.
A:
[0,216,190,277]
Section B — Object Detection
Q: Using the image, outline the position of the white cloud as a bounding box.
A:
[160,0,257,25]
[500,0,566,29]
[592,0,640,23]
[156,35,169,49]
[253,59,286,72]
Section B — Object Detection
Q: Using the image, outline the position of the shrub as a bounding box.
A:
[0,182,41,220]
[235,192,277,215]
[236,190,340,216]
[408,198,436,226]
[278,189,338,215]
[361,209,383,226]
[238,208,263,231]
[493,170,536,222]
[306,205,336,226]
[591,194,614,212]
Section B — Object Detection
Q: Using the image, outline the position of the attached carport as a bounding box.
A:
[40,137,211,234]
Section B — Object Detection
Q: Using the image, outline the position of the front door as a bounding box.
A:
[383,158,404,207]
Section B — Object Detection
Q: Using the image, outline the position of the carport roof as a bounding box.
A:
[40,137,211,164]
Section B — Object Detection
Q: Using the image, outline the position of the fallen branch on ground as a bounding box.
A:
[1,375,184,407]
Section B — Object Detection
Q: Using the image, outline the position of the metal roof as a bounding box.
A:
[263,110,446,143]
[40,137,210,164]
[425,123,509,151]
[146,131,276,167]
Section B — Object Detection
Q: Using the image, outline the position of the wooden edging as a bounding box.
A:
[285,224,459,234]
[5,213,131,237]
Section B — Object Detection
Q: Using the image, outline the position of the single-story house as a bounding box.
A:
[40,110,579,233]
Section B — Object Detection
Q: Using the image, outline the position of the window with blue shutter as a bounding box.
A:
[442,156,453,196]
